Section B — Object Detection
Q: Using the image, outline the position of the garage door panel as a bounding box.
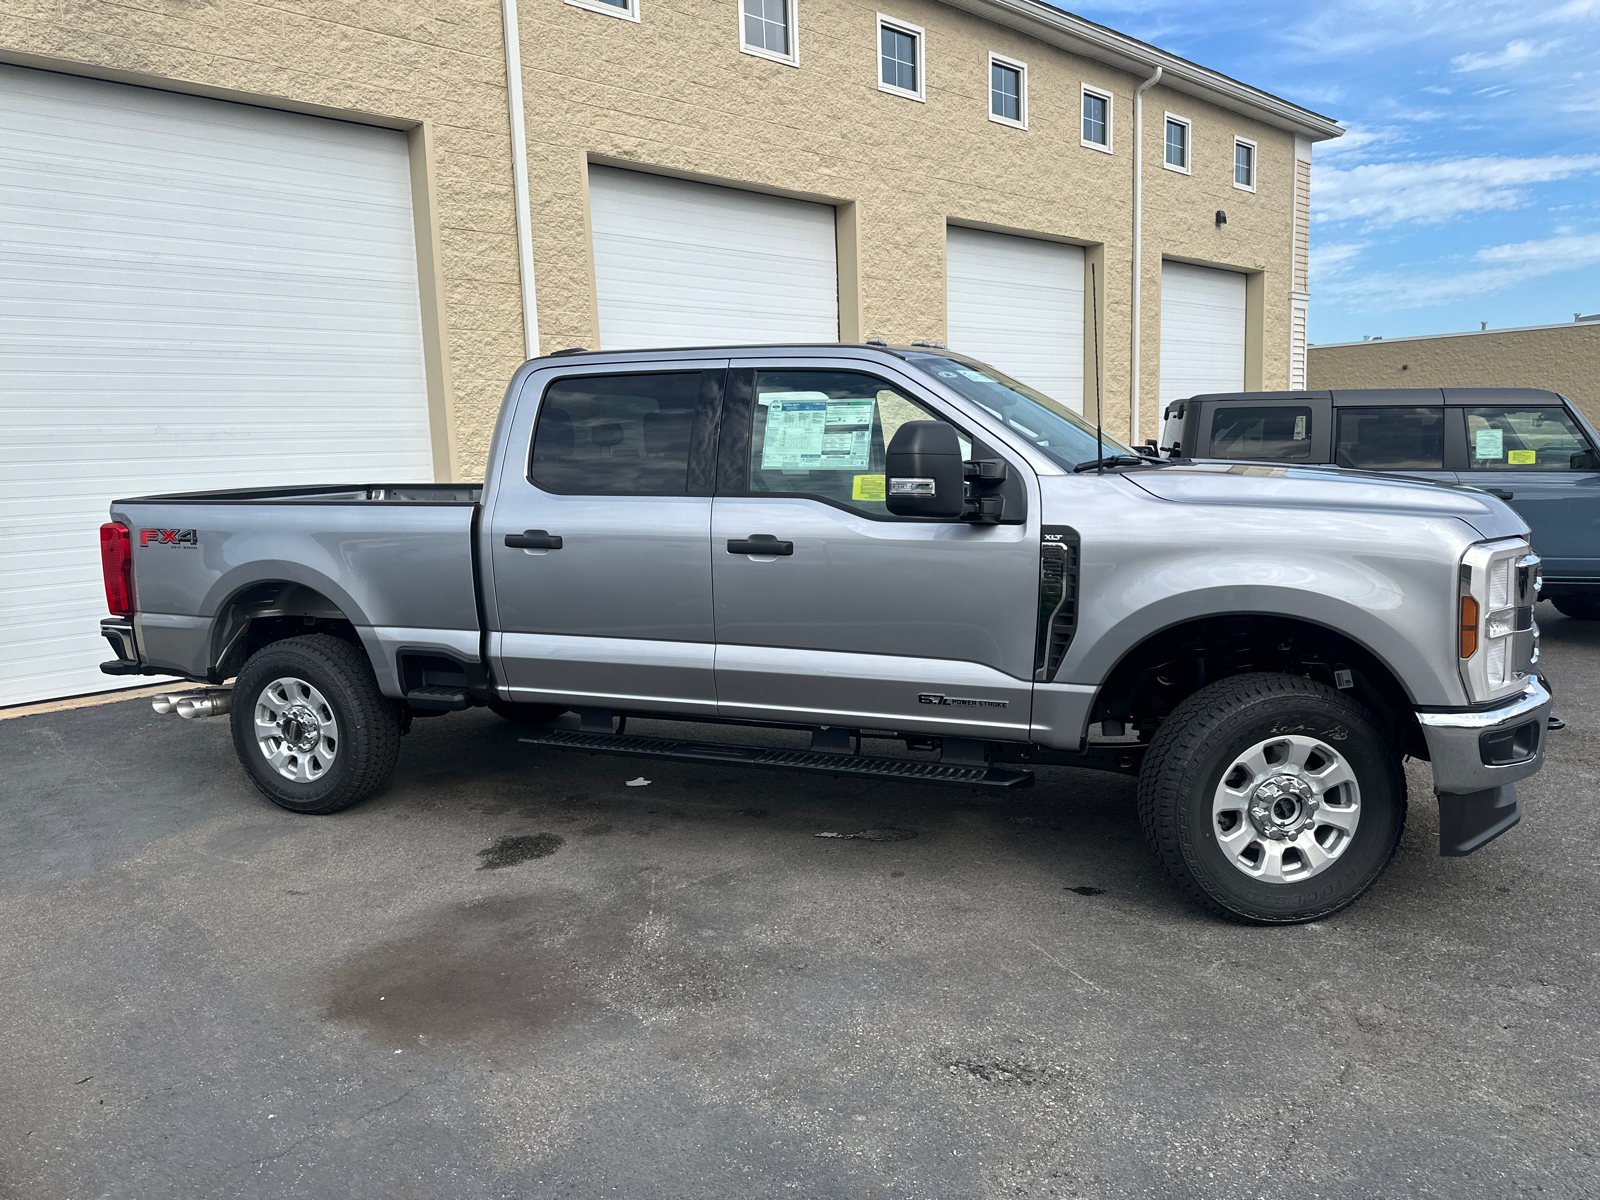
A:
[589,165,838,348]
[0,65,433,706]
[1159,261,1247,405]
[945,226,1085,413]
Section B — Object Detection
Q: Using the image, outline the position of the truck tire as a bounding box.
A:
[1137,672,1406,924]
[1552,594,1600,620]
[229,634,400,815]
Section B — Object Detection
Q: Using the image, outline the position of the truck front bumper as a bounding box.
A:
[1416,677,1551,856]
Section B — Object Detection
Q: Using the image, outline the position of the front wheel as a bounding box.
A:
[1137,673,1406,924]
[230,634,400,815]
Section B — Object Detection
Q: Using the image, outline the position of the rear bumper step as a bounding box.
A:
[520,729,1034,789]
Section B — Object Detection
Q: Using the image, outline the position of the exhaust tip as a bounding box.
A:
[175,693,232,719]
[151,695,177,715]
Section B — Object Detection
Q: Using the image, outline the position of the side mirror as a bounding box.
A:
[886,421,966,519]
[1572,450,1598,471]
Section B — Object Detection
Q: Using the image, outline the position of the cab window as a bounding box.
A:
[748,370,967,516]
[1335,407,1445,470]
[1209,405,1314,461]
[1464,406,1594,472]
[530,372,705,495]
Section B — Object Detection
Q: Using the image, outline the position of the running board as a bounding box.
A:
[519,729,1034,789]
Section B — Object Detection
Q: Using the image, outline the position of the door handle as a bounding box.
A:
[505,529,563,550]
[727,535,793,556]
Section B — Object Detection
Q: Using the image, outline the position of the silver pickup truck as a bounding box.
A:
[97,344,1551,924]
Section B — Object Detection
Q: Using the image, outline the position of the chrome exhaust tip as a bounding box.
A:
[175,692,232,720]
[151,694,182,715]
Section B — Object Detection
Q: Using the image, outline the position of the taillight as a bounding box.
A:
[1459,595,1479,659]
[100,522,133,616]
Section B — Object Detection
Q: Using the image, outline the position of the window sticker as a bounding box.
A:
[852,474,886,501]
[821,399,875,470]
[958,368,996,383]
[1507,449,1537,465]
[1293,414,1307,440]
[1474,428,1505,459]
[761,399,829,469]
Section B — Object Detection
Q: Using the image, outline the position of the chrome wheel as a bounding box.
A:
[1212,734,1361,883]
[254,676,339,783]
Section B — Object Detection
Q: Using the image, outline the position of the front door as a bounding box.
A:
[709,360,1040,739]
[485,361,726,714]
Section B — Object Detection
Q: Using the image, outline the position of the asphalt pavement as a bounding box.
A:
[3,602,1597,1199]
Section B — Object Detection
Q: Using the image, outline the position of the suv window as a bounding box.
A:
[1335,406,1445,470]
[1465,406,1593,472]
[530,372,704,495]
[1209,405,1313,461]
[748,370,964,516]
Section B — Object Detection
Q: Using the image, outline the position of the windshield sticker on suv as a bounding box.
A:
[1508,449,1536,465]
[1475,428,1505,459]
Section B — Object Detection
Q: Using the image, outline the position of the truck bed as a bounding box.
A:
[117,483,483,505]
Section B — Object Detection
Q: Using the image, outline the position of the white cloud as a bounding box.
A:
[1318,231,1600,309]
[1313,154,1600,227]
[1452,38,1563,72]
[1312,126,1399,159]
[1308,241,1370,284]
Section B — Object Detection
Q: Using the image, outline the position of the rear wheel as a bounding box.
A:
[1137,672,1406,924]
[230,634,400,815]
[1552,594,1600,620]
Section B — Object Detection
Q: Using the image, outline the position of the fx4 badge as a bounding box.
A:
[918,693,1008,708]
[140,528,198,547]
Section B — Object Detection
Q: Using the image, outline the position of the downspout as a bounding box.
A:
[502,0,539,360]
[1129,64,1162,444]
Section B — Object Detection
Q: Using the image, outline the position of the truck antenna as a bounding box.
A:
[1091,261,1104,475]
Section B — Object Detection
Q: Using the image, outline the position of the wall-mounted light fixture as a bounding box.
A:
[1215,210,1227,226]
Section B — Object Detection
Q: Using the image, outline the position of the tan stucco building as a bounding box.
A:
[1309,319,1600,428]
[0,0,1339,704]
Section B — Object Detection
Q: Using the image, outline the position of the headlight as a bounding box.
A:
[1458,539,1539,703]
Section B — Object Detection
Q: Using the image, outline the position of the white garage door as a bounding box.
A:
[0,66,433,707]
[588,166,838,348]
[1159,260,1247,404]
[946,227,1085,412]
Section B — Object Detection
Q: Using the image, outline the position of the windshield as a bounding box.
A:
[906,354,1134,470]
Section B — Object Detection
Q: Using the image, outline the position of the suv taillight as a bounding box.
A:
[100,522,133,616]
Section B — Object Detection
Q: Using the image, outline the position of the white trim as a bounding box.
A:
[1313,319,1600,348]
[1232,136,1257,192]
[987,52,1027,129]
[566,0,640,21]
[876,14,926,102]
[1081,84,1113,153]
[1129,64,1162,444]
[502,0,539,358]
[738,0,800,66]
[1161,111,1191,174]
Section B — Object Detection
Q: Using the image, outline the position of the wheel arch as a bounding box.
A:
[208,579,366,683]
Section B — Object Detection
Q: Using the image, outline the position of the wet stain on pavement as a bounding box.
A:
[476,833,564,869]
[1066,886,1105,896]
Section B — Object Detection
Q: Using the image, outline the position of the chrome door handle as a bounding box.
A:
[727,535,793,556]
[505,529,563,549]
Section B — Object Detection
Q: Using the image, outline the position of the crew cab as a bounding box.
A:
[1159,387,1600,618]
[97,345,1552,923]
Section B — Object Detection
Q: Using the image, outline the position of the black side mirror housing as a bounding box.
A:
[1572,450,1598,471]
[886,421,966,519]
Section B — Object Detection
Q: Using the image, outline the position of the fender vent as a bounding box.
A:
[1036,526,1081,682]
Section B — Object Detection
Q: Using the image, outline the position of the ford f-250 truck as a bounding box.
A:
[97,344,1552,923]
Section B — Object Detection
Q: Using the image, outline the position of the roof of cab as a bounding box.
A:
[1168,387,1567,412]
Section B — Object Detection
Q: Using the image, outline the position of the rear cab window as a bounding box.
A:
[1209,405,1314,461]
[1465,406,1595,472]
[529,371,718,495]
[1335,407,1445,470]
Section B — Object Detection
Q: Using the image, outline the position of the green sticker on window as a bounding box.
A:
[1474,428,1504,459]
[1507,449,1536,465]
[852,474,886,501]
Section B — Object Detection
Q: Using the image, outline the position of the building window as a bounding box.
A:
[877,15,924,101]
[1234,138,1257,191]
[1163,114,1190,173]
[740,0,796,64]
[1082,86,1112,152]
[567,0,640,22]
[988,53,1026,128]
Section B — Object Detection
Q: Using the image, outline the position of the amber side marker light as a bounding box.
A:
[1459,595,1480,659]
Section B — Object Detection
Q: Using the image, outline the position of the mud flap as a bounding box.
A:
[1438,784,1520,856]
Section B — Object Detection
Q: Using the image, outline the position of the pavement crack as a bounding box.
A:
[207,1084,420,1189]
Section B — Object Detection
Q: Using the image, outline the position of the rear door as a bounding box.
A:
[1451,394,1600,580]
[1330,392,1457,489]
[709,358,1039,739]
[484,360,726,714]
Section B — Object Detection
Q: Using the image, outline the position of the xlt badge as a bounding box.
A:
[918,693,1008,708]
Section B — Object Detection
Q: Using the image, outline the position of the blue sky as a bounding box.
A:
[1064,0,1600,345]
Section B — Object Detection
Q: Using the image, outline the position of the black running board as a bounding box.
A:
[520,729,1033,789]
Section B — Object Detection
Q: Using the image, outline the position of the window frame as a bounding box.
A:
[738,0,799,66]
[1081,85,1113,153]
[566,0,641,23]
[1233,137,1257,192]
[1162,112,1191,174]
[1462,405,1598,473]
[876,14,926,103]
[987,52,1027,130]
